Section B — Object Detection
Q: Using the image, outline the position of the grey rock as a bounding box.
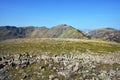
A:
[0,69,10,80]
[49,75,58,80]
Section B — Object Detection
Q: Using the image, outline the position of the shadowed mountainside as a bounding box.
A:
[88,28,120,43]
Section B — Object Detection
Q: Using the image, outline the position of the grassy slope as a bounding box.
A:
[59,29,86,39]
[0,38,120,55]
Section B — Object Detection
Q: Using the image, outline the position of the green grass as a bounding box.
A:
[97,63,120,71]
[0,38,120,55]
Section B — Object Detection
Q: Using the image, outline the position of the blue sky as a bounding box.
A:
[0,0,120,30]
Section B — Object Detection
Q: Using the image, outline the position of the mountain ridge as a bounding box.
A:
[0,25,120,42]
[0,24,87,40]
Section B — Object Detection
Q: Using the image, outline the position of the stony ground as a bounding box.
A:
[0,52,120,80]
[0,38,120,80]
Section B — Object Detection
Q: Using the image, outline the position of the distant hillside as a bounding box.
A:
[0,26,35,40]
[88,28,120,42]
[44,24,86,38]
[0,24,87,40]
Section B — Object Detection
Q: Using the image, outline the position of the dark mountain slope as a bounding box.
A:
[89,28,120,42]
[0,26,25,40]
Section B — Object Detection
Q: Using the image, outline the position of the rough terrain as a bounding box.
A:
[0,52,120,80]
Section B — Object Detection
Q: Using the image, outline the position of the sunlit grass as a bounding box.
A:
[0,38,120,55]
